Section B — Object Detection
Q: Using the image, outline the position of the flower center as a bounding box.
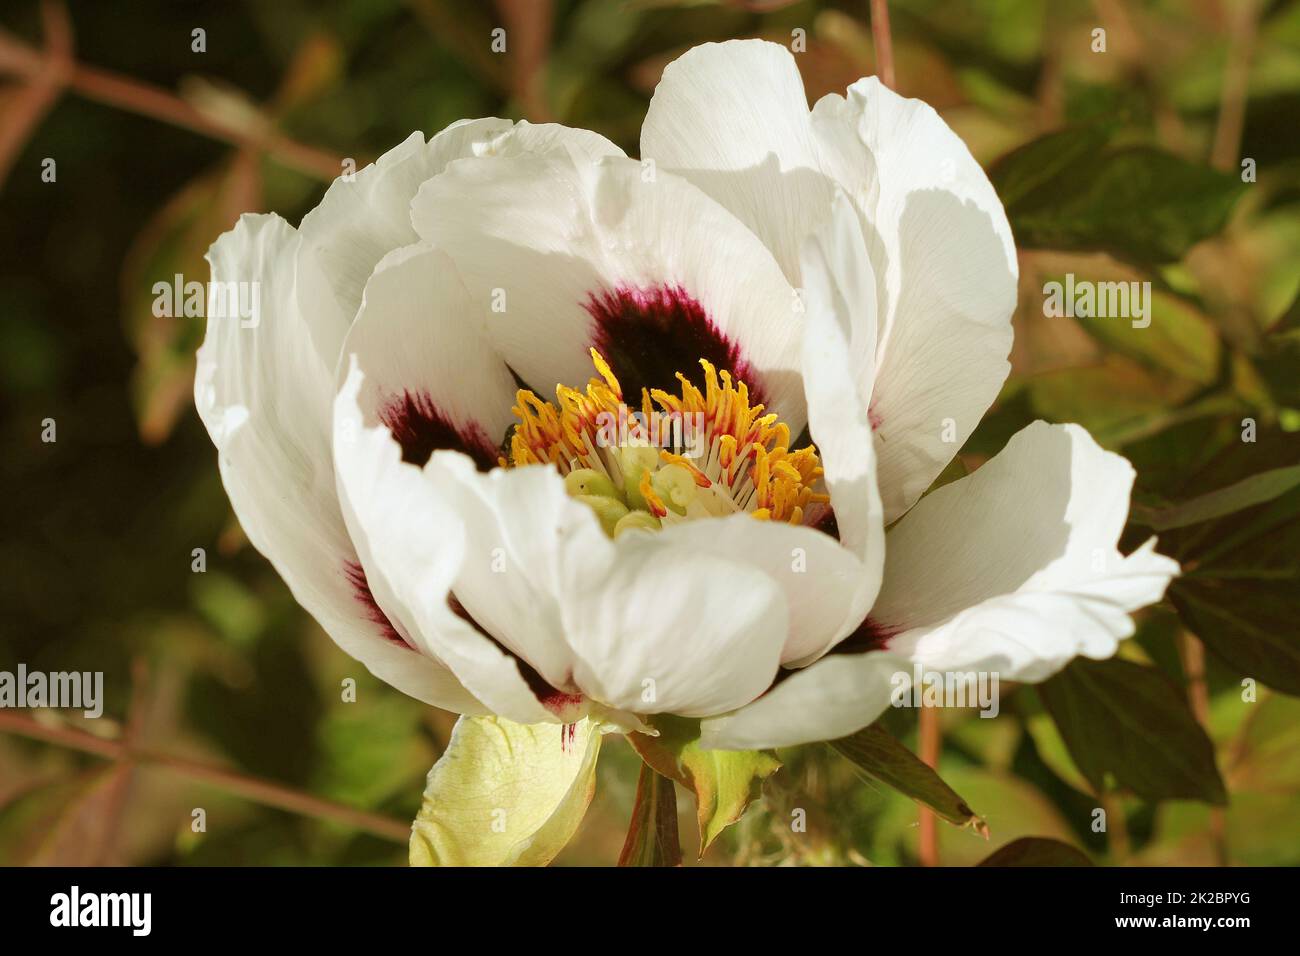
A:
[505,349,827,536]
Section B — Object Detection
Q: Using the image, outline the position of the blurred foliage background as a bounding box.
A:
[0,0,1297,866]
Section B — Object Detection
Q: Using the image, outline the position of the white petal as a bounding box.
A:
[798,191,885,626]
[195,214,479,711]
[641,39,833,283]
[296,119,624,357]
[659,515,866,665]
[423,453,607,699]
[560,528,790,717]
[295,122,501,356]
[481,118,626,163]
[699,649,903,750]
[339,241,517,470]
[812,79,1018,521]
[410,150,806,427]
[873,421,1180,681]
[702,421,1179,750]
[332,364,557,724]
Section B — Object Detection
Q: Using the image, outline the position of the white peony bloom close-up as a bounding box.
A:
[194,39,1178,865]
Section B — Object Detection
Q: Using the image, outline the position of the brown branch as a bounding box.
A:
[869,0,895,90]
[90,657,150,865]
[0,3,343,182]
[1179,630,1228,865]
[495,0,553,122]
[1210,0,1259,172]
[406,0,509,93]
[0,0,72,188]
[917,705,939,866]
[0,711,411,844]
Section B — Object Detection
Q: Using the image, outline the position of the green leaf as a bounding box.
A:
[1156,431,1300,694]
[1168,491,1300,694]
[629,715,779,855]
[1038,659,1227,805]
[1069,287,1221,386]
[1024,354,1194,447]
[1133,465,1300,530]
[409,716,602,867]
[990,123,1112,209]
[0,768,129,865]
[829,722,987,834]
[617,764,681,867]
[1255,292,1300,406]
[993,136,1245,264]
[977,837,1093,867]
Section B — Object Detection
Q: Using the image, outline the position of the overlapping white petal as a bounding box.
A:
[558,525,789,717]
[641,39,834,284]
[641,39,1017,522]
[871,421,1180,680]
[295,118,624,362]
[799,191,885,578]
[339,241,517,464]
[332,363,559,725]
[194,214,481,712]
[410,149,808,427]
[701,422,1179,750]
[818,77,1017,522]
[656,516,865,666]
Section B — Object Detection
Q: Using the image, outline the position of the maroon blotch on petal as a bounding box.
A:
[829,615,899,655]
[344,560,410,648]
[378,391,496,472]
[447,595,586,716]
[586,284,764,403]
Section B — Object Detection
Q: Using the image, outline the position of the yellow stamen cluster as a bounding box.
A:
[504,349,828,534]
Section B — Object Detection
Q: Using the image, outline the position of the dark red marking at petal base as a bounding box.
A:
[378,391,496,472]
[586,284,765,403]
[868,402,883,432]
[762,615,898,695]
[447,595,586,715]
[344,561,410,648]
[560,722,577,752]
[810,506,840,541]
[828,616,899,656]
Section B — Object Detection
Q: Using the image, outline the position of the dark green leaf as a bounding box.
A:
[1168,490,1300,694]
[990,124,1111,209]
[829,723,987,833]
[1133,465,1300,530]
[1157,431,1300,694]
[1254,291,1300,405]
[994,138,1245,264]
[977,837,1094,867]
[1038,658,1226,805]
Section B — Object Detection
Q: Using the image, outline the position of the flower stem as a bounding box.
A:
[618,762,682,866]
[917,705,940,865]
[1178,629,1228,865]
[869,0,896,90]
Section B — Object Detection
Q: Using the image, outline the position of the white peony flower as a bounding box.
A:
[194,40,1178,863]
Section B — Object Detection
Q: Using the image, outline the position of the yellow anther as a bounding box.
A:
[659,452,711,487]
[639,468,669,518]
[505,349,827,527]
